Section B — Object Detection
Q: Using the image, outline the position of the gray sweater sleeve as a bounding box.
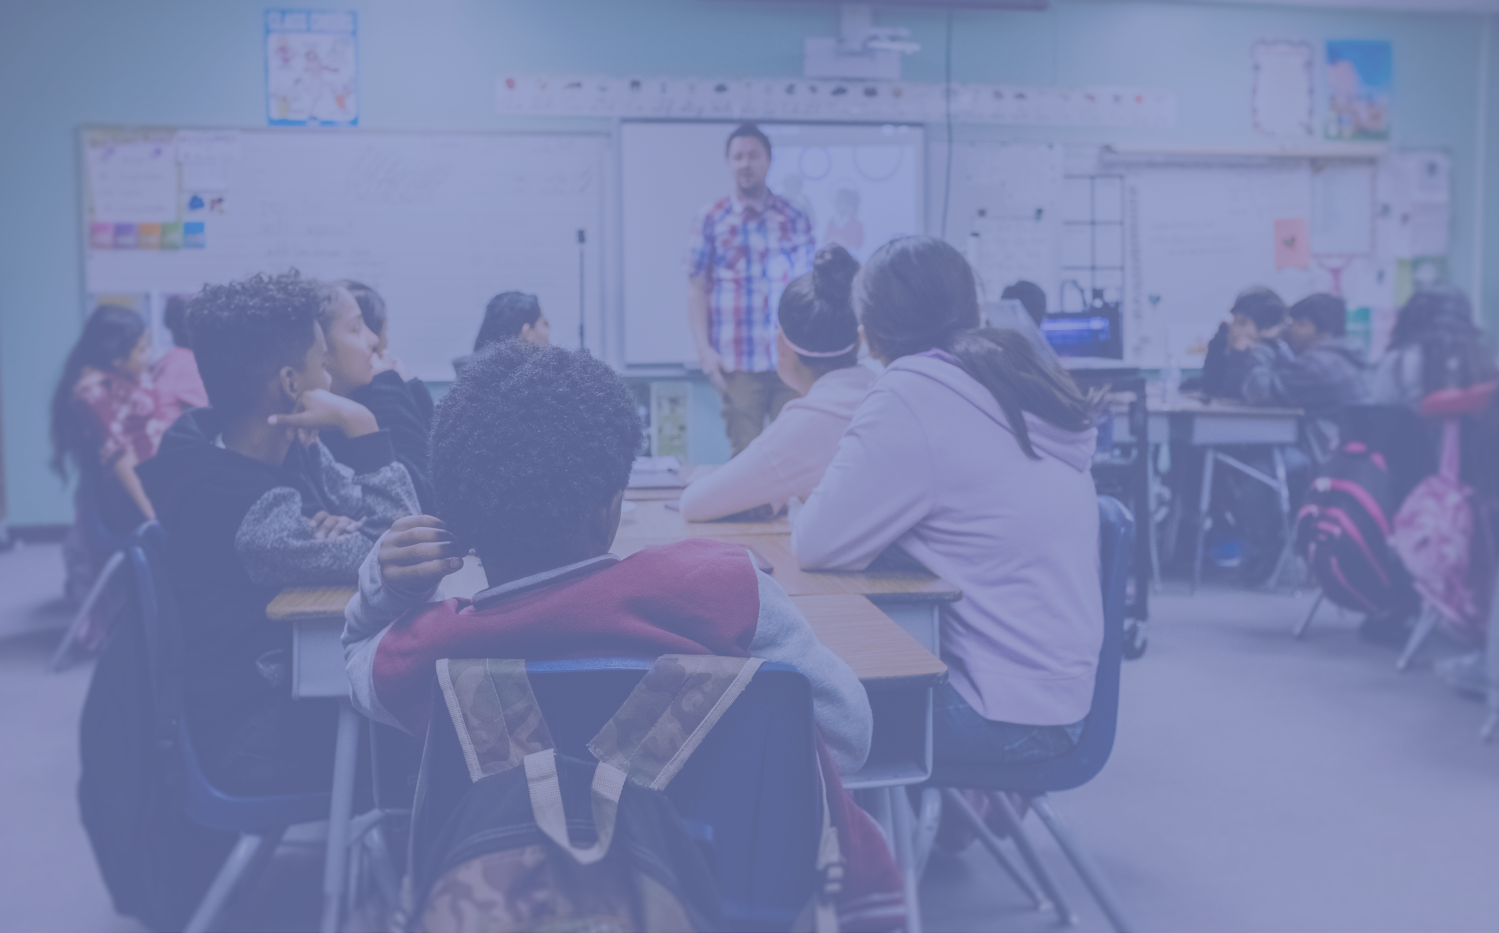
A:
[749,565,873,775]
[234,440,420,590]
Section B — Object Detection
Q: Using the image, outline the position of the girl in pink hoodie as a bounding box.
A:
[680,245,875,521]
[793,236,1103,770]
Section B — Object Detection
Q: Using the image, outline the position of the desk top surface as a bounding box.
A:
[1151,392,1302,418]
[615,497,791,538]
[273,586,945,686]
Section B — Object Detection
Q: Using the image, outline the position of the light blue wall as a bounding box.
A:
[0,0,1492,525]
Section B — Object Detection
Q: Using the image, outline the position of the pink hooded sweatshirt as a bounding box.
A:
[792,352,1102,726]
[680,365,875,521]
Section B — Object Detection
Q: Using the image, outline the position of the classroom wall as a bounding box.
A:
[1,0,1493,526]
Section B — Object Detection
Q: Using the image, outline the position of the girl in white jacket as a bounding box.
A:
[680,245,875,521]
[793,235,1103,771]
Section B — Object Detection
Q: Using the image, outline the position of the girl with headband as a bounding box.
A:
[679,244,875,521]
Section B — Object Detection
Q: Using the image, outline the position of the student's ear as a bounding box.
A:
[274,365,302,409]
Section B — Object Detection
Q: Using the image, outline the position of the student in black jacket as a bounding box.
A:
[318,282,435,511]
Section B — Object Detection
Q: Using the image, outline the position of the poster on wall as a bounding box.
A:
[1324,40,1391,141]
[1251,41,1314,137]
[266,10,358,126]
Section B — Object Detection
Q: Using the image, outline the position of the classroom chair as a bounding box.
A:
[126,522,335,933]
[50,488,132,671]
[928,495,1135,933]
[410,657,826,933]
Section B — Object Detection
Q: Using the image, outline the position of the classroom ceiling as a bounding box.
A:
[1180,0,1499,11]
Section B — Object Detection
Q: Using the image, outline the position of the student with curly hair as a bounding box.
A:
[341,340,902,926]
[137,270,419,792]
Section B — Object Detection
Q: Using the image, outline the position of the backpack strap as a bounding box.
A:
[587,654,765,791]
[435,658,554,781]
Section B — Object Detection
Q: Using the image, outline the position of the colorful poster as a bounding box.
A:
[1274,217,1311,270]
[266,10,358,126]
[1325,40,1391,141]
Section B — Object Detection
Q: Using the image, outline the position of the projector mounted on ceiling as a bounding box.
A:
[802,1,1047,81]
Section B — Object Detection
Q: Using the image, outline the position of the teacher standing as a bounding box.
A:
[687,123,816,455]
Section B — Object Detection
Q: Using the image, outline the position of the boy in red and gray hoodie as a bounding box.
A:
[340,340,903,930]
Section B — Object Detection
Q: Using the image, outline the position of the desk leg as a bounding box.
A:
[885,786,922,933]
[321,699,360,933]
[1147,443,1163,591]
[1266,446,1294,589]
[1192,446,1216,593]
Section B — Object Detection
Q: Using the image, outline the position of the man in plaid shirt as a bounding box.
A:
[687,123,816,454]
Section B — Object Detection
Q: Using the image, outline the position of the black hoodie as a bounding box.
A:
[138,407,419,741]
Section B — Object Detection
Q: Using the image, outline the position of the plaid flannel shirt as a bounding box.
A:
[686,192,815,373]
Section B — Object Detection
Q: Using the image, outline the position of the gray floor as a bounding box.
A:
[1,541,1495,932]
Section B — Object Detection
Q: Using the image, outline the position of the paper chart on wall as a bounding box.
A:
[1252,41,1314,138]
[85,135,179,225]
[266,10,358,126]
[1310,162,1374,256]
[497,74,1177,128]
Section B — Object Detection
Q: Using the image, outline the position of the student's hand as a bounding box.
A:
[374,350,413,382]
[269,388,379,438]
[379,515,466,594]
[1228,317,1260,352]
[309,511,361,541]
[696,345,727,392]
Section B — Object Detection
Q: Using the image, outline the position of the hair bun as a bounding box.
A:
[812,245,859,308]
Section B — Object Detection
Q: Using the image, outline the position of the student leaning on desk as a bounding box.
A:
[338,340,904,924]
[792,236,1103,777]
[137,271,420,795]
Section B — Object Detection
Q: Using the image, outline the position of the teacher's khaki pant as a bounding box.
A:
[720,370,798,456]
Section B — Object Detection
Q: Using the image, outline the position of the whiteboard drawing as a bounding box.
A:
[266,10,358,127]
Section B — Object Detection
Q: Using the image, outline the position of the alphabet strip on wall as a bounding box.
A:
[496,74,1177,128]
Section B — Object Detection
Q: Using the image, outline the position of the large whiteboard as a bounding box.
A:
[620,121,923,367]
[82,128,607,381]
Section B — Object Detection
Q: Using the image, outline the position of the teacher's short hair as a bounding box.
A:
[726,123,772,159]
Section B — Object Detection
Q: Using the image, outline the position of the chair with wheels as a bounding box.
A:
[929,495,1136,933]
[127,522,334,933]
[410,657,826,933]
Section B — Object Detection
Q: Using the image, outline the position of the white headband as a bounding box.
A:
[779,324,858,359]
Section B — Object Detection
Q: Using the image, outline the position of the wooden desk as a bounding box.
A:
[615,497,791,538]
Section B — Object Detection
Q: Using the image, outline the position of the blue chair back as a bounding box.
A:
[933,494,1135,794]
[413,657,822,933]
[126,522,330,832]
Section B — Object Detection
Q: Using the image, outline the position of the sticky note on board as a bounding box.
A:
[113,223,138,249]
[1275,217,1311,269]
[136,223,162,249]
[183,222,206,249]
[90,222,114,250]
[160,222,183,250]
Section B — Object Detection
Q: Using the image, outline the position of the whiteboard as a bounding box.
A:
[82,128,607,381]
[1123,164,1318,367]
[620,121,923,367]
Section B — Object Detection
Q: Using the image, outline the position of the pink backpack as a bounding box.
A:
[1388,384,1498,641]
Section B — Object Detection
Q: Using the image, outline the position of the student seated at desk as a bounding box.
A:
[1241,293,1369,462]
[679,245,874,521]
[1197,286,1287,400]
[452,290,551,376]
[138,271,419,793]
[318,282,436,512]
[792,236,1102,769]
[341,342,902,925]
[52,304,166,604]
[1369,286,1495,410]
[342,278,436,425]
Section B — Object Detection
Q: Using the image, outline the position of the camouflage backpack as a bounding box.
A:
[401,655,843,933]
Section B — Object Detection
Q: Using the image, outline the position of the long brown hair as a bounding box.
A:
[857,236,1092,459]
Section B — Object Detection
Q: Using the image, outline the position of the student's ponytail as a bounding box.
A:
[778,245,861,372]
[857,236,1091,459]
